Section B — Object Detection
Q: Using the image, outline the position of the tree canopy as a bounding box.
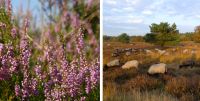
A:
[118,33,130,43]
[145,22,180,46]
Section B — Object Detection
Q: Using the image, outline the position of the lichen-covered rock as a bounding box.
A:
[122,60,139,69]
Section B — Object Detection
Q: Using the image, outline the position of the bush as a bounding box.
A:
[117,33,130,43]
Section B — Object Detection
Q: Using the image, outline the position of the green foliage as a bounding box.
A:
[146,22,180,46]
[117,33,130,43]
[0,8,12,43]
[144,33,156,43]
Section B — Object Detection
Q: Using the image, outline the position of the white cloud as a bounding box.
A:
[149,0,165,10]
[104,15,144,24]
[167,10,176,15]
[123,7,135,12]
[105,0,117,5]
[111,8,122,12]
[196,15,200,18]
[126,0,140,6]
[128,18,144,24]
[142,10,153,15]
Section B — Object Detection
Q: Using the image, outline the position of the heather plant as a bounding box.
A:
[165,76,191,97]
[0,0,100,101]
[124,74,162,91]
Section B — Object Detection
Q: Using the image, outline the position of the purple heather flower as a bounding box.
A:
[76,28,85,54]
[80,96,86,101]
[71,14,79,28]
[85,75,91,94]
[10,58,18,73]
[0,68,10,80]
[34,65,42,80]
[11,27,17,38]
[15,85,21,96]
[0,43,3,51]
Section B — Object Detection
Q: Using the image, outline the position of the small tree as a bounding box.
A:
[147,22,180,46]
[144,33,156,43]
[118,33,130,43]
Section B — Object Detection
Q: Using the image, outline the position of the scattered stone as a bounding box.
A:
[107,59,120,67]
[183,49,188,54]
[122,60,139,69]
[145,49,152,54]
[125,51,131,56]
[148,63,167,74]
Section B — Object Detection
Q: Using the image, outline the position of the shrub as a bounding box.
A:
[117,33,130,43]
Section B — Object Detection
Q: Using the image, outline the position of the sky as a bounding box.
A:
[12,0,40,13]
[103,0,200,36]
[12,0,40,26]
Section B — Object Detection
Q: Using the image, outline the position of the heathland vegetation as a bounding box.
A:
[0,0,100,100]
[104,22,200,101]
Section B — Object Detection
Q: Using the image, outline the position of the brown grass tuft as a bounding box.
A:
[180,94,195,101]
[165,76,190,97]
[123,74,162,91]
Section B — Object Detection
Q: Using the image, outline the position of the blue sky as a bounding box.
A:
[103,0,200,36]
[12,0,40,26]
[12,0,40,15]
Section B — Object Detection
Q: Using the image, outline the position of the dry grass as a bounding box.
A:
[104,82,178,101]
[123,74,162,91]
[165,76,191,97]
